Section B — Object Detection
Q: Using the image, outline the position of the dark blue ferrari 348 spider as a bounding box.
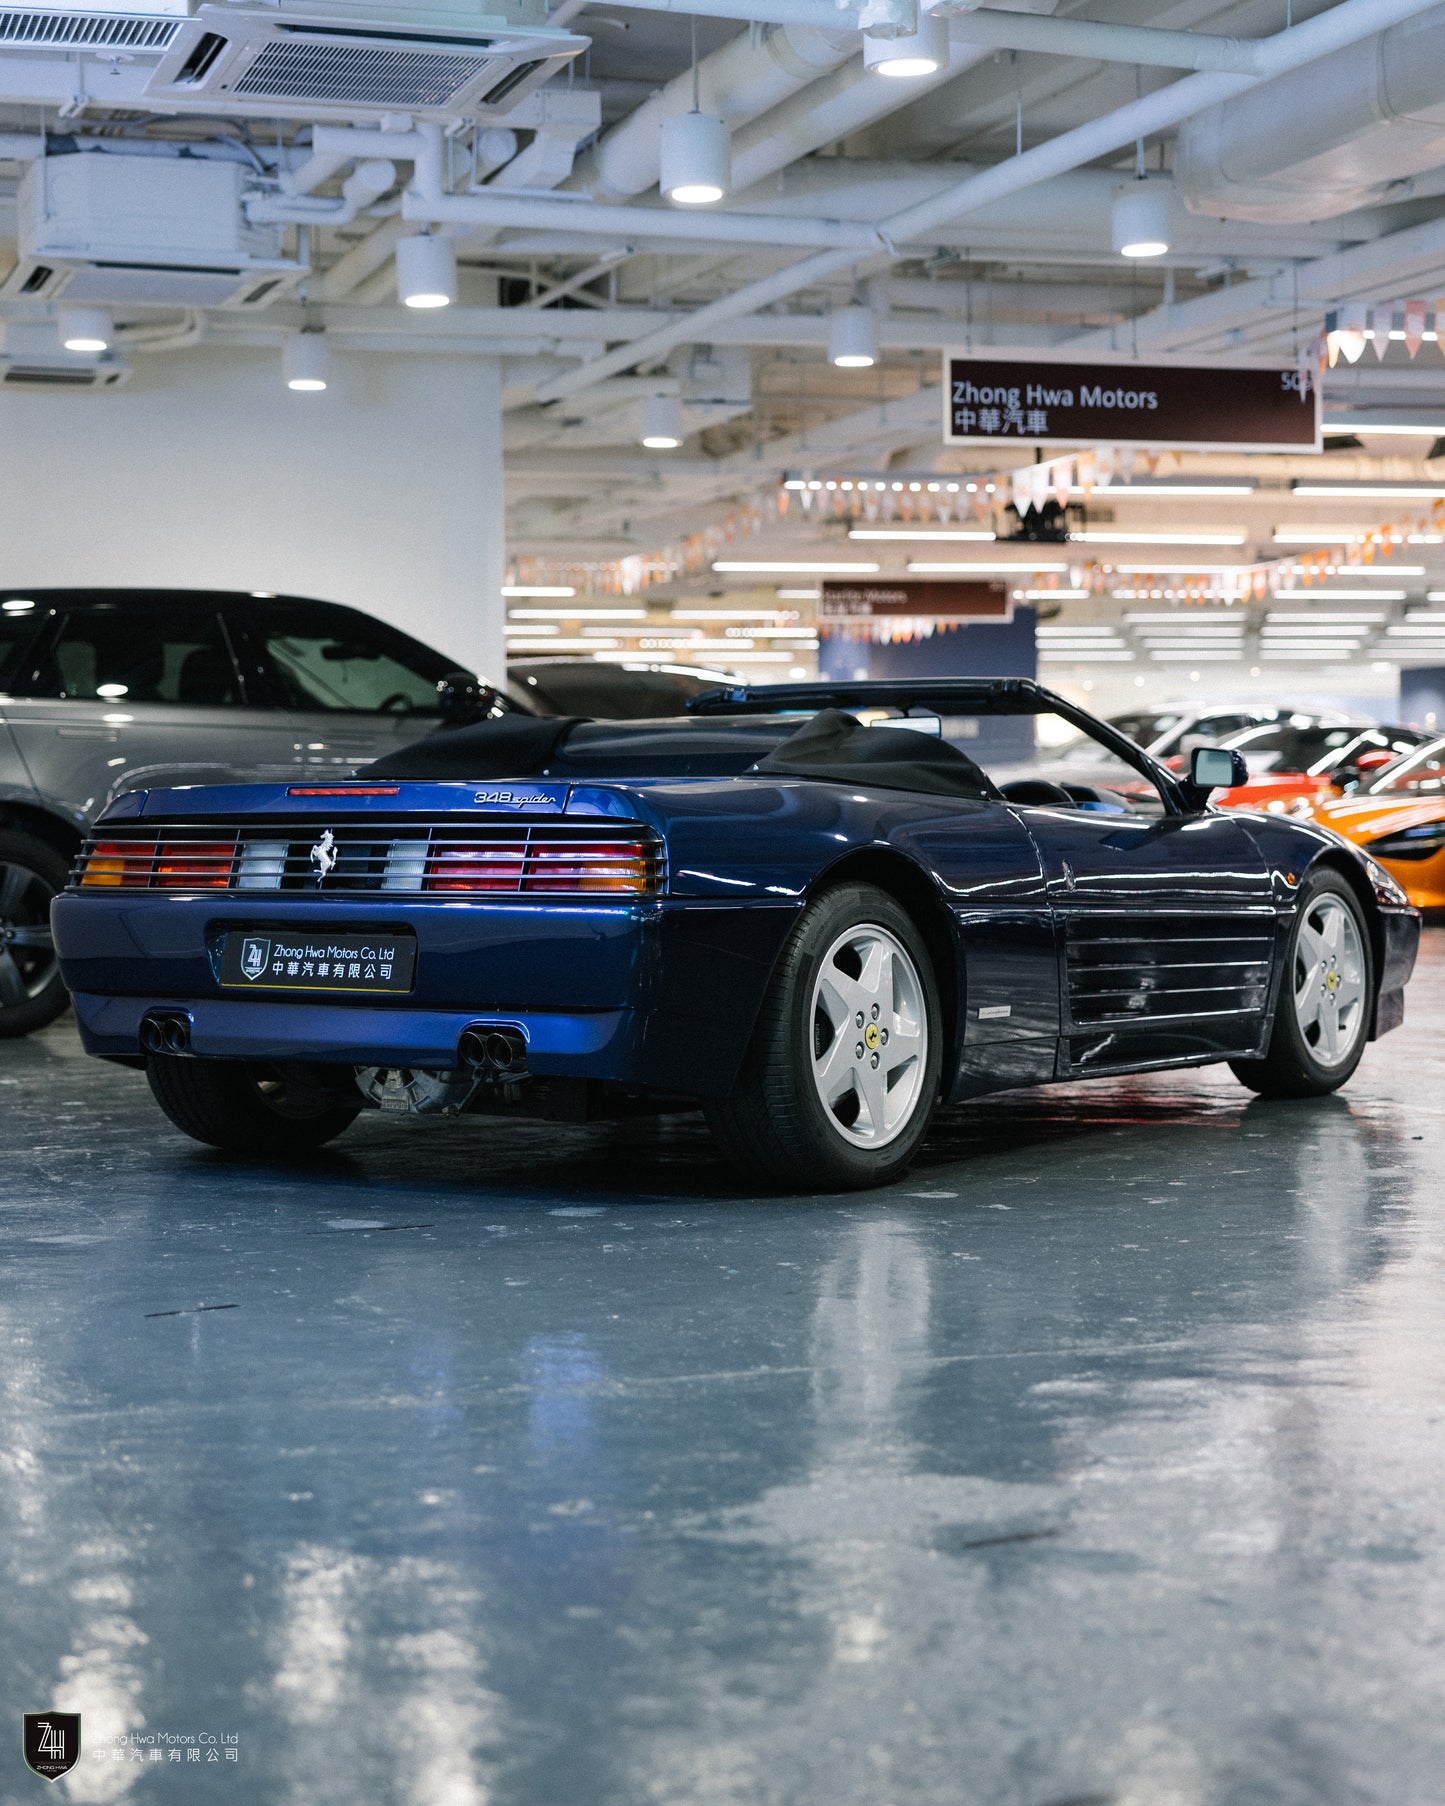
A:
[52,679,1420,1190]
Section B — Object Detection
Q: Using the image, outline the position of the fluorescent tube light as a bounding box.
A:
[502,585,577,598]
[907,561,1068,573]
[848,529,997,542]
[508,607,646,620]
[1291,484,1445,498]
[712,561,879,574]
[1069,531,1247,546]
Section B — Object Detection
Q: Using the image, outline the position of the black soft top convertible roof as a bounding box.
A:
[367,707,998,799]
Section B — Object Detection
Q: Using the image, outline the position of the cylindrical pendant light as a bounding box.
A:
[828,302,879,369]
[283,330,330,392]
[863,10,948,78]
[396,232,457,308]
[1111,181,1171,258]
[640,393,683,449]
[660,110,731,205]
[58,304,112,352]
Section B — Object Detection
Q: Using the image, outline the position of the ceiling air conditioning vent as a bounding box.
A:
[0,7,180,48]
[0,0,185,52]
[145,5,586,121]
[5,154,305,309]
[1,362,128,388]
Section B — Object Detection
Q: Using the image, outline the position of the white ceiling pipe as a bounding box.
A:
[726,15,1036,195]
[279,149,351,198]
[568,22,856,202]
[248,157,396,225]
[937,6,1282,74]
[1176,1,1445,223]
[400,186,878,248]
[533,0,1445,404]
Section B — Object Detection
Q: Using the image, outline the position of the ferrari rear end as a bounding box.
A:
[51,776,794,1108]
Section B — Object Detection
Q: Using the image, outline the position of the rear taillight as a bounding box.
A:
[422,834,658,895]
[80,837,237,889]
[81,840,157,887]
[155,840,236,888]
[424,843,527,892]
[525,838,654,893]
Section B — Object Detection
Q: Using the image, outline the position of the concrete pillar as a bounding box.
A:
[0,347,507,683]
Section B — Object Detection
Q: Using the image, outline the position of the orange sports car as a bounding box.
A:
[1296,737,1445,910]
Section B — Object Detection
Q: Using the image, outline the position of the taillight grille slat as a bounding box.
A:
[75,824,662,898]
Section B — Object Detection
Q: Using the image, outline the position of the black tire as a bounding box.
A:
[0,830,71,1038]
[1230,869,1375,1099]
[146,1055,361,1153]
[705,882,944,1191]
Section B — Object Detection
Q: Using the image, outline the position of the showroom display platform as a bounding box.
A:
[2,935,1442,1806]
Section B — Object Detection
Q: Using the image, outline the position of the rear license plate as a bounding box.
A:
[220,930,416,995]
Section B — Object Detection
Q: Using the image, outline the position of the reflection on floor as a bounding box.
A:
[2,930,1443,1806]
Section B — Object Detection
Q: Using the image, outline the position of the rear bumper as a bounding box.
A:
[53,891,798,1096]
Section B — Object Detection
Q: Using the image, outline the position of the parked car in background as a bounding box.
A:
[1211,721,1431,812]
[1296,736,1445,910]
[0,588,519,1037]
[1097,702,1363,762]
[509,660,731,719]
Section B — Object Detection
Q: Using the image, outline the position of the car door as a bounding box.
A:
[2,597,285,826]
[225,598,462,771]
[1004,733,1276,1074]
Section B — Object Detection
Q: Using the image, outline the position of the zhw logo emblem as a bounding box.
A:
[23,1714,80,1783]
[240,938,271,982]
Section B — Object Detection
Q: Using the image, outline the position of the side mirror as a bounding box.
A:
[1185,744,1248,804]
[435,669,491,726]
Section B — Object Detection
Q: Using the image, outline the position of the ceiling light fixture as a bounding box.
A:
[1111,180,1171,258]
[640,393,684,449]
[660,109,731,205]
[508,607,646,620]
[662,18,731,204]
[863,9,948,77]
[58,303,111,353]
[848,528,996,541]
[712,560,880,573]
[501,585,577,598]
[1291,483,1445,498]
[283,330,329,392]
[396,232,457,309]
[827,303,879,369]
[1070,482,1256,496]
[1069,531,1247,546]
[908,560,1068,573]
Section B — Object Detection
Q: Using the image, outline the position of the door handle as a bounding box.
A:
[1061,859,1076,892]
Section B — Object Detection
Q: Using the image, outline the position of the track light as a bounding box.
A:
[283,331,329,392]
[640,393,683,450]
[863,10,948,77]
[396,233,456,309]
[828,303,879,369]
[1111,181,1171,258]
[660,110,731,205]
[58,304,111,353]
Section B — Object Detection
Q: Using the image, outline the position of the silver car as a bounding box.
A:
[0,588,516,1037]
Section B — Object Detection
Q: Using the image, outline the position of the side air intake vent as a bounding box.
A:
[145,5,586,122]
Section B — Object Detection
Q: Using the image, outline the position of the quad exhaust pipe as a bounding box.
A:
[140,1013,192,1055]
[459,1025,528,1076]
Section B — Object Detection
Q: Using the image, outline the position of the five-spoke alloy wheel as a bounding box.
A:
[706,882,943,1190]
[1231,869,1376,1098]
[0,831,70,1038]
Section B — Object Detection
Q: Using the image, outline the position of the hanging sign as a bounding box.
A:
[821,580,1011,621]
[943,354,1321,452]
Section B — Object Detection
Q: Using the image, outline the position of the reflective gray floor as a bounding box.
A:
[4,934,1444,1806]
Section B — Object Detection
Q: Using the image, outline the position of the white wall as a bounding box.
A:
[0,346,507,680]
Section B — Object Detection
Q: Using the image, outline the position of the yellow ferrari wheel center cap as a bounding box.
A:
[864,1023,881,1050]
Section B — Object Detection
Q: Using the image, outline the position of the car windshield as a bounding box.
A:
[1366,737,1445,795]
[1218,722,1360,773]
[251,602,457,715]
